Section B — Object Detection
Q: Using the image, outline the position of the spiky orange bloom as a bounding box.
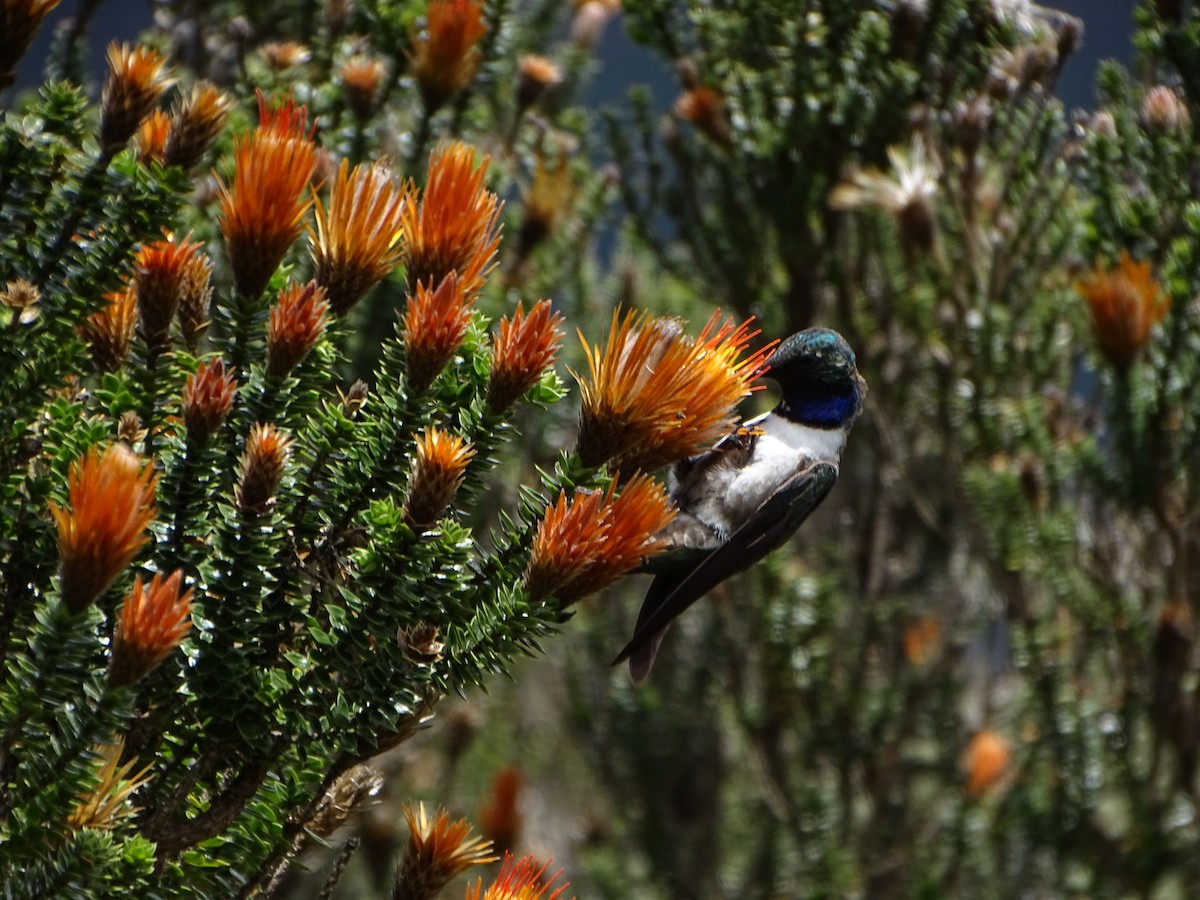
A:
[135,109,171,164]
[236,423,292,515]
[182,357,237,441]
[410,0,487,111]
[488,300,564,410]
[1,0,61,87]
[266,281,329,376]
[404,427,475,530]
[216,94,317,299]
[516,55,561,111]
[479,765,523,857]
[393,802,497,900]
[310,158,410,315]
[66,739,153,832]
[1076,250,1170,370]
[341,55,386,120]
[963,729,1011,797]
[164,81,231,170]
[108,569,193,687]
[50,444,158,614]
[466,853,572,900]
[81,286,137,372]
[674,85,732,147]
[525,473,675,604]
[401,141,502,299]
[402,272,473,392]
[134,232,206,348]
[99,42,175,152]
[576,309,776,472]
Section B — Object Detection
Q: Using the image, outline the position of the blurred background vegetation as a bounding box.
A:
[5,0,1200,897]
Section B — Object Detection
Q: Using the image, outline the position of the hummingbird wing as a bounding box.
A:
[613,460,839,682]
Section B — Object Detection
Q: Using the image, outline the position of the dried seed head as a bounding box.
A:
[403,428,475,530]
[3,279,41,325]
[340,379,369,416]
[398,623,445,666]
[236,423,292,515]
[266,281,330,376]
[410,0,487,112]
[307,765,384,838]
[81,286,138,372]
[182,357,237,442]
[164,81,231,170]
[487,299,563,411]
[50,444,158,614]
[100,42,175,153]
[108,569,193,687]
[117,410,146,446]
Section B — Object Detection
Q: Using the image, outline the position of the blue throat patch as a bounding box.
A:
[778,389,857,428]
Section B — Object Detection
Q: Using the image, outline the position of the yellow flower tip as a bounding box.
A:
[525,472,675,605]
[402,272,474,393]
[340,55,386,120]
[310,157,409,315]
[108,569,193,687]
[182,357,237,442]
[467,852,573,900]
[488,299,564,411]
[411,0,487,112]
[258,40,312,71]
[100,42,175,152]
[963,729,1011,798]
[216,94,317,299]
[576,309,774,473]
[515,152,575,261]
[135,108,171,165]
[516,55,562,111]
[66,738,153,832]
[51,444,158,615]
[235,423,292,516]
[395,802,498,898]
[1076,250,1170,370]
[0,0,61,87]
[402,140,502,300]
[164,81,232,170]
[266,281,330,376]
[673,85,732,147]
[479,764,523,858]
[80,285,137,372]
[404,428,475,530]
[134,232,206,348]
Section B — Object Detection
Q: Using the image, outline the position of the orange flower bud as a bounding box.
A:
[340,55,386,120]
[515,55,561,112]
[673,85,731,148]
[181,357,237,441]
[394,803,497,900]
[410,0,487,112]
[108,569,193,687]
[80,286,137,372]
[403,428,475,530]
[50,445,158,614]
[236,423,292,515]
[487,300,563,411]
[134,232,206,350]
[135,109,171,165]
[99,42,175,153]
[1077,251,1170,370]
[963,729,1011,797]
[266,281,329,376]
[164,81,231,170]
[402,273,473,392]
[478,765,522,857]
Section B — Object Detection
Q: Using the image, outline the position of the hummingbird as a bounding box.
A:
[612,327,867,684]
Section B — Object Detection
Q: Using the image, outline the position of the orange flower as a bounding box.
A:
[258,40,311,70]
[164,81,231,170]
[1076,250,1170,369]
[410,0,487,111]
[402,141,502,300]
[266,281,329,376]
[525,473,675,604]
[50,444,158,614]
[135,109,171,164]
[108,569,193,687]
[402,272,473,392]
[674,85,731,148]
[404,427,475,530]
[66,739,153,832]
[134,232,206,348]
[963,729,1011,797]
[466,853,572,900]
[393,803,497,899]
[182,357,237,441]
[235,423,292,515]
[1,0,61,88]
[488,300,564,411]
[81,285,137,372]
[216,94,317,299]
[516,55,561,112]
[340,55,386,120]
[309,158,409,315]
[479,765,523,857]
[575,309,775,472]
[99,42,175,152]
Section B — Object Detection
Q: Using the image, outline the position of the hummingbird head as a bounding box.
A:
[767,327,866,429]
